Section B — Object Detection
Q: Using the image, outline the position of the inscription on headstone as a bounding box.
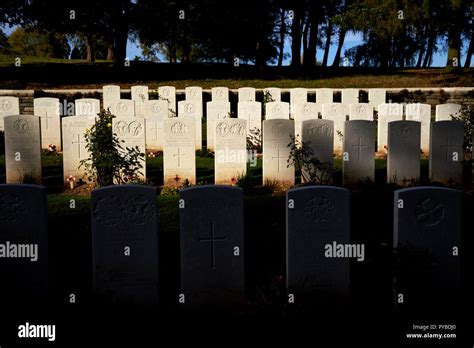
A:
[113,117,146,179]
[92,185,158,305]
[342,120,375,184]
[265,102,290,120]
[158,86,176,116]
[394,187,461,311]
[0,96,20,131]
[377,103,403,153]
[62,116,95,184]
[301,119,334,183]
[263,119,295,188]
[387,120,421,185]
[429,121,463,185]
[206,101,231,151]
[4,115,42,183]
[0,184,48,302]
[178,100,202,150]
[34,97,61,150]
[163,118,196,186]
[214,118,247,185]
[322,103,345,154]
[287,186,350,307]
[180,186,244,306]
[75,98,100,116]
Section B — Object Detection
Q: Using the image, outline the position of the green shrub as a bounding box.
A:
[79,109,145,187]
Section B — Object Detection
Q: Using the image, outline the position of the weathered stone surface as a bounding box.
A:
[4,115,42,183]
[387,120,421,185]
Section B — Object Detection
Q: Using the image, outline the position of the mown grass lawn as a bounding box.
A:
[0,54,472,89]
[0,153,431,189]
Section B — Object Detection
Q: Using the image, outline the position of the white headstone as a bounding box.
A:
[62,116,95,184]
[238,101,262,147]
[263,119,295,188]
[368,89,386,111]
[238,87,256,102]
[163,118,196,186]
[341,89,359,105]
[405,103,431,154]
[212,87,229,102]
[264,87,281,102]
[185,86,203,117]
[131,86,149,117]
[349,103,373,121]
[144,100,169,152]
[109,99,135,118]
[4,115,42,183]
[377,103,403,153]
[435,103,462,121]
[301,119,334,183]
[103,85,120,110]
[75,98,100,116]
[112,117,146,179]
[214,118,247,185]
[316,88,333,104]
[158,86,176,116]
[0,96,20,131]
[34,97,61,150]
[178,100,202,150]
[290,88,307,118]
[292,102,319,143]
[322,103,345,154]
[265,101,290,120]
[206,101,231,152]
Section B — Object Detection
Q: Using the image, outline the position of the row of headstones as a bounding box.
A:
[0,184,461,308]
[3,114,464,186]
[0,88,463,153]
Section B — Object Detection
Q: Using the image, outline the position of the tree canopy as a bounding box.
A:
[0,0,471,68]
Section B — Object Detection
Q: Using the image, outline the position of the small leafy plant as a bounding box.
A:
[451,105,473,167]
[79,109,145,187]
[287,135,332,184]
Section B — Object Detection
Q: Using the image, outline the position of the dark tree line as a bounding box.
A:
[0,0,472,68]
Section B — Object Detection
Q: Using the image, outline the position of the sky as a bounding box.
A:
[126,30,470,67]
[3,24,472,67]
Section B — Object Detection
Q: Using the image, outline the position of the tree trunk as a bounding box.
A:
[322,20,332,67]
[112,1,130,67]
[331,28,346,67]
[113,29,128,66]
[278,9,286,67]
[464,36,473,68]
[256,41,265,68]
[446,0,462,67]
[302,14,310,65]
[304,7,318,68]
[107,45,114,61]
[423,28,435,67]
[182,40,191,63]
[86,33,95,63]
[416,48,424,67]
[290,7,302,67]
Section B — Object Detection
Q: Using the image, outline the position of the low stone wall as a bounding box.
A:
[0,87,472,116]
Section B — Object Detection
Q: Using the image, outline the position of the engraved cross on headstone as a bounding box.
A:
[352,137,367,161]
[440,136,458,162]
[41,110,54,129]
[199,222,226,269]
[150,121,160,140]
[72,134,86,158]
[272,149,287,173]
[173,148,186,167]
